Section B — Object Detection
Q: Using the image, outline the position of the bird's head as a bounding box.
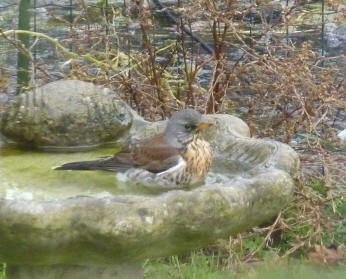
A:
[164,109,212,149]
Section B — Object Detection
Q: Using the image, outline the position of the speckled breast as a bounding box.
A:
[183,138,212,184]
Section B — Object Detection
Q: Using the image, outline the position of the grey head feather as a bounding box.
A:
[164,109,203,149]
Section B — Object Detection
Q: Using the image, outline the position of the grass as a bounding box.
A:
[0,264,5,279]
[145,253,229,279]
[144,252,346,279]
[308,180,327,196]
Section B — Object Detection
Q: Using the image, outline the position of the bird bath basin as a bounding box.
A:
[0,81,299,279]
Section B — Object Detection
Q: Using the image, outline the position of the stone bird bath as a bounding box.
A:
[0,81,299,279]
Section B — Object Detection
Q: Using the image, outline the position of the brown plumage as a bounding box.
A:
[55,109,213,187]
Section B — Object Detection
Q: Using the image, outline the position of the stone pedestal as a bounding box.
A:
[0,81,300,278]
[7,263,142,279]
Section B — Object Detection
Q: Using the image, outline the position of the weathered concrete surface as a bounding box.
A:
[0,170,294,266]
[325,23,346,51]
[338,129,346,142]
[0,80,134,149]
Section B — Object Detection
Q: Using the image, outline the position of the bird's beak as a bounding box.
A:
[196,122,213,132]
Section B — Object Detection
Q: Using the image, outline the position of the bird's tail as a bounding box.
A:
[54,159,107,171]
[54,156,131,172]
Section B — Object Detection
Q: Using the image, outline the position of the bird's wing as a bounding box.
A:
[114,134,182,173]
[55,135,182,173]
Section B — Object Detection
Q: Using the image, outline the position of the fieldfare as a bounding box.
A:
[55,109,213,187]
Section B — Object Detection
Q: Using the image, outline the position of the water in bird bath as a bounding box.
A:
[0,142,242,202]
[0,143,135,201]
[0,141,245,202]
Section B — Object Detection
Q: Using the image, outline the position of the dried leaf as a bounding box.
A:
[308,244,344,264]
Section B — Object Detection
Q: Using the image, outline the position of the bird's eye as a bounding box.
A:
[184,124,195,131]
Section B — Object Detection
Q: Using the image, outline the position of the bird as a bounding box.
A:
[55,109,213,187]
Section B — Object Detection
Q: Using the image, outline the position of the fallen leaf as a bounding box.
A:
[308,244,344,264]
